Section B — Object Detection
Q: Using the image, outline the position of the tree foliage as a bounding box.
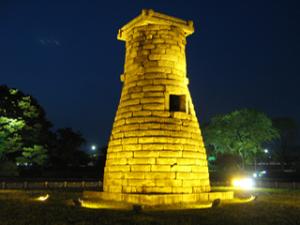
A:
[0,85,51,165]
[0,117,24,159]
[16,145,48,166]
[1,85,90,172]
[48,128,89,168]
[203,109,279,167]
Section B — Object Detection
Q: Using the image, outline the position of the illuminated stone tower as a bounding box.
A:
[103,9,211,195]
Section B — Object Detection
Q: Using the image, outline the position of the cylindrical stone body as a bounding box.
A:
[104,17,210,194]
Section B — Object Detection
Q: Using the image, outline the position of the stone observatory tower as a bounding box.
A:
[104,9,210,195]
[82,10,233,207]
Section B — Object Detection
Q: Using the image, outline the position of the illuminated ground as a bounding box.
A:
[0,188,299,225]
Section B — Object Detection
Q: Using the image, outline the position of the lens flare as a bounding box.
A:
[232,178,255,190]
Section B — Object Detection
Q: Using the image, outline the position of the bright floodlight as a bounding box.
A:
[232,178,255,190]
[91,145,96,151]
[264,149,269,153]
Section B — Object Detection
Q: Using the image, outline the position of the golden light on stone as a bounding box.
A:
[35,194,49,202]
[105,8,210,195]
[82,9,235,208]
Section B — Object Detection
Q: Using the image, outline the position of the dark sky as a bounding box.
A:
[1,0,299,147]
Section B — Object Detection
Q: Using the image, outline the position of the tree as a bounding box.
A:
[0,85,51,166]
[16,145,48,166]
[48,128,89,168]
[0,117,24,160]
[203,109,279,168]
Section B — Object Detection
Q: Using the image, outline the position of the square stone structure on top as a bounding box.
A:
[86,9,233,206]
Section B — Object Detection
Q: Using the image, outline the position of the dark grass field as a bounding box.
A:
[0,188,299,225]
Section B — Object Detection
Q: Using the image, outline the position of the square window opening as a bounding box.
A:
[169,94,186,112]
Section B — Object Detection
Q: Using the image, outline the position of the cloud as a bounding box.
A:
[38,38,61,47]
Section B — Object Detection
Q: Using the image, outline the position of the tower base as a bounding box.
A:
[81,191,234,209]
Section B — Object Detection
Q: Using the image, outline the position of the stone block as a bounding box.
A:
[151,48,166,54]
[142,85,165,92]
[160,124,181,131]
[191,166,209,173]
[107,151,133,159]
[134,150,160,158]
[142,144,163,150]
[148,54,161,60]
[142,130,165,136]
[182,151,202,158]
[105,172,124,179]
[171,165,192,172]
[127,179,156,187]
[156,179,182,187]
[143,44,156,49]
[122,124,140,131]
[130,165,151,172]
[160,54,178,61]
[126,105,143,112]
[163,144,183,151]
[140,97,164,104]
[145,172,175,179]
[152,38,165,44]
[113,119,125,127]
[151,111,171,117]
[120,111,133,118]
[144,92,165,97]
[125,172,145,179]
[137,79,153,86]
[123,144,142,151]
[105,179,127,186]
[177,158,197,165]
[144,67,171,73]
[172,187,193,194]
[132,111,152,117]
[193,186,211,193]
[139,123,161,130]
[127,86,142,93]
[105,158,127,165]
[178,172,209,180]
[125,117,145,124]
[157,60,175,68]
[106,185,123,193]
[122,138,138,144]
[108,145,123,152]
[105,165,130,172]
[143,187,172,193]
[151,165,171,172]
[108,139,122,146]
[143,104,165,111]
[130,92,144,99]
[144,73,167,80]
[159,150,182,158]
[156,158,177,165]
[127,157,156,165]
[144,117,164,123]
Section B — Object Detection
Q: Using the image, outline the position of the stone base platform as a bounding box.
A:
[82,191,234,207]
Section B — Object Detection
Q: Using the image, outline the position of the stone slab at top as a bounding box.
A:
[118,9,194,41]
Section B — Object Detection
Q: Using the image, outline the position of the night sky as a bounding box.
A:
[1,0,299,147]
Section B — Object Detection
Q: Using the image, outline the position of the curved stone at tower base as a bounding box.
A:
[82,191,234,207]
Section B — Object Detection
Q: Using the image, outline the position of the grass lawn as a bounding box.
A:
[0,188,299,225]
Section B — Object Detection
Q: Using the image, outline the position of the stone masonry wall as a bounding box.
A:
[103,18,210,194]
